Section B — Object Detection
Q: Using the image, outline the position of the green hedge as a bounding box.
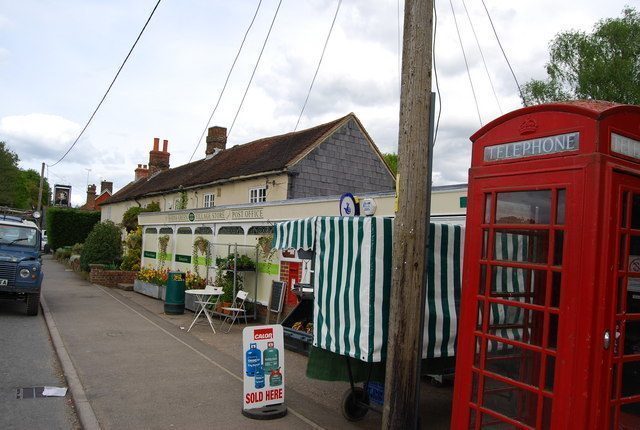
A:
[46,208,101,250]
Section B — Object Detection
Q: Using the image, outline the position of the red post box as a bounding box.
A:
[452,101,640,429]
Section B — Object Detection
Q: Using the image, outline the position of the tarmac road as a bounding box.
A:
[0,296,79,430]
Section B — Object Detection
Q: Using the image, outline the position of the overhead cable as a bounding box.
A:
[49,0,162,167]
[294,0,342,131]
[432,2,442,145]
[461,0,502,114]
[449,0,483,127]
[480,0,526,105]
[188,0,263,162]
[228,0,283,138]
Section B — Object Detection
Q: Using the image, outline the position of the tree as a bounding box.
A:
[382,152,398,175]
[0,142,51,209]
[522,7,640,105]
[15,169,51,209]
[0,142,21,207]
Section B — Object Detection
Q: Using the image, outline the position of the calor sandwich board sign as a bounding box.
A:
[242,325,285,411]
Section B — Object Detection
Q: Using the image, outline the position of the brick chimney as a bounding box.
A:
[148,137,170,175]
[100,180,113,195]
[135,164,149,181]
[205,126,227,158]
[85,184,97,210]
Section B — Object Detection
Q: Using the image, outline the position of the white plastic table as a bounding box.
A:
[185,286,222,333]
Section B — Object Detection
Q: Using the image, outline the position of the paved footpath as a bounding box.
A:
[40,257,390,430]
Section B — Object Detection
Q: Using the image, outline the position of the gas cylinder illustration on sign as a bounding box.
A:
[254,365,265,389]
[263,341,279,372]
[269,368,283,387]
[245,343,261,376]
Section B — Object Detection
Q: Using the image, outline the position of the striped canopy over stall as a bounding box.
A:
[273,216,464,363]
[272,217,316,251]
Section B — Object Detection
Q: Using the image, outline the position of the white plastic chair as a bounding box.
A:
[220,290,249,333]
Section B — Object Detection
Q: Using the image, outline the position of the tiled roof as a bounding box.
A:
[105,114,352,204]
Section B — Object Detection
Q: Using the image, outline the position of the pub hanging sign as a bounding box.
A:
[484,132,580,162]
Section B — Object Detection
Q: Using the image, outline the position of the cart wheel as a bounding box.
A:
[341,386,369,421]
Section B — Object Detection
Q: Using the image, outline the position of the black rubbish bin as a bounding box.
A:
[165,271,186,315]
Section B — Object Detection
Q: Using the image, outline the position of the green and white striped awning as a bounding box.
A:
[313,216,394,363]
[273,216,464,363]
[272,217,316,251]
[424,223,464,359]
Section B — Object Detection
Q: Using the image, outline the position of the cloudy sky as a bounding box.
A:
[0,0,630,206]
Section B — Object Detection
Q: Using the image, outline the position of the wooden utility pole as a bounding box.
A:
[36,162,45,227]
[382,0,434,428]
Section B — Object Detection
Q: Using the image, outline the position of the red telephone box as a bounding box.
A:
[452,101,640,429]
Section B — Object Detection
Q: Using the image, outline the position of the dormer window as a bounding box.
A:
[250,187,266,203]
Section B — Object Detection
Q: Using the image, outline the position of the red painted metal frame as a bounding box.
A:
[452,101,640,429]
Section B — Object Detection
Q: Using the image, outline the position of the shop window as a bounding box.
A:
[248,226,274,235]
[195,227,213,235]
[203,193,214,208]
[159,227,173,234]
[145,228,157,234]
[250,187,266,203]
[177,227,192,234]
[218,226,244,235]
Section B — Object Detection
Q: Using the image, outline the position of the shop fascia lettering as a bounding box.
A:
[484,132,579,162]
[165,207,264,223]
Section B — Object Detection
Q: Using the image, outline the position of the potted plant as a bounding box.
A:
[215,256,227,268]
[226,254,255,271]
[184,271,206,311]
[134,267,168,299]
[257,235,276,261]
[214,268,242,314]
[192,236,211,278]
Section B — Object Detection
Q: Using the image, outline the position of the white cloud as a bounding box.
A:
[0,113,80,161]
[0,0,631,206]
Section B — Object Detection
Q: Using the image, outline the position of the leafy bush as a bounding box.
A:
[121,201,161,233]
[55,247,72,261]
[80,221,123,271]
[46,208,100,251]
[71,242,83,255]
[120,228,142,271]
[121,207,144,233]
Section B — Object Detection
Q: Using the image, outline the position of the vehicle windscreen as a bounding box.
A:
[0,224,38,247]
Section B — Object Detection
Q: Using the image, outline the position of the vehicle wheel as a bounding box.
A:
[26,293,40,316]
[341,387,369,421]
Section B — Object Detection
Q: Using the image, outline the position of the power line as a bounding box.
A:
[228,0,283,139]
[449,0,483,127]
[480,0,526,105]
[432,1,442,145]
[188,1,263,162]
[294,0,342,131]
[461,0,502,114]
[49,0,162,168]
